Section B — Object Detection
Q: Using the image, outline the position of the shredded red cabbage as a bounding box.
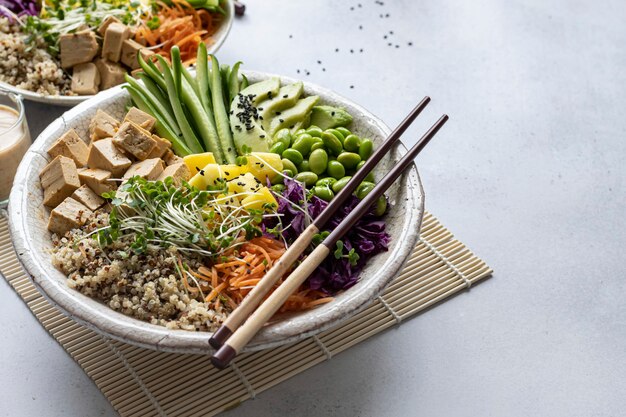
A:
[264,178,390,294]
[0,0,39,17]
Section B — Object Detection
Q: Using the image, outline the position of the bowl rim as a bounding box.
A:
[0,0,234,107]
[8,70,424,354]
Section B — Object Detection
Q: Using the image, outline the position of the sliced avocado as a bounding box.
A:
[309,105,353,130]
[290,113,311,134]
[258,82,304,132]
[268,95,319,137]
[240,77,280,105]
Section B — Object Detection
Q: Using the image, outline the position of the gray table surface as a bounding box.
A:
[2,0,625,416]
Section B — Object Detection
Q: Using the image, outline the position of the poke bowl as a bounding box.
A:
[8,64,424,354]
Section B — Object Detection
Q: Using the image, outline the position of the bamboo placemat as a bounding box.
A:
[0,211,491,417]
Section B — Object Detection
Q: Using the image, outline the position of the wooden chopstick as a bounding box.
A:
[211,114,449,369]
[208,97,432,349]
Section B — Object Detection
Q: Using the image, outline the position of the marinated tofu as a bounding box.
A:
[47,129,89,167]
[102,22,130,62]
[146,134,172,159]
[88,138,132,177]
[112,121,156,160]
[89,109,120,141]
[120,39,154,69]
[78,168,116,195]
[71,63,100,95]
[123,107,156,132]
[97,15,122,36]
[94,58,126,90]
[39,156,81,208]
[59,30,99,68]
[122,158,165,181]
[157,163,190,186]
[71,185,105,211]
[163,149,184,166]
[47,197,93,235]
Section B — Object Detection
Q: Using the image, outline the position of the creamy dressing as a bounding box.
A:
[0,104,30,202]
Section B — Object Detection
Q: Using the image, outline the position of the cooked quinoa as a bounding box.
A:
[51,211,228,331]
[0,17,72,96]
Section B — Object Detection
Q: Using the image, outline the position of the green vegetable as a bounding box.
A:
[281,158,298,175]
[274,128,293,147]
[355,181,375,199]
[321,131,343,155]
[336,127,352,137]
[309,148,328,175]
[316,177,337,187]
[228,61,243,104]
[313,185,334,201]
[332,176,352,193]
[326,128,346,143]
[359,138,374,160]
[294,171,318,187]
[306,126,324,137]
[298,160,310,172]
[374,196,388,216]
[291,134,315,156]
[310,140,325,151]
[282,148,304,165]
[271,184,285,193]
[195,43,213,114]
[343,134,361,152]
[210,55,238,163]
[337,152,361,169]
[240,74,249,89]
[356,160,375,183]
[327,160,346,179]
[270,141,287,155]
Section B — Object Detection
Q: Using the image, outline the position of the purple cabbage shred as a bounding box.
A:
[0,0,39,18]
[263,178,390,295]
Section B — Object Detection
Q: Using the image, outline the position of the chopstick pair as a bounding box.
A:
[211,98,448,369]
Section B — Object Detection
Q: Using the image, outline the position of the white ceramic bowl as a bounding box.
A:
[8,71,425,354]
[0,0,234,107]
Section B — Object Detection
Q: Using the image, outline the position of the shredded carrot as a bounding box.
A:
[185,236,333,315]
[134,0,223,65]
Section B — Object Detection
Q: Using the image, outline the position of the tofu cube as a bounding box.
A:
[59,30,99,69]
[123,107,156,132]
[146,135,172,159]
[94,58,126,90]
[71,185,105,211]
[122,158,165,181]
[89,109,120,142]
[88,138,132,177]
[47,129,89,166]
[47,197,93,235]
[102,22,130,62]
[97,15,122,36]
[120,39,154,69]
[163,149,184,166]
[157,163,190,186]
[71,63,100,95]
[112,121,156,160]
[39,156,81,208]
[78,168,116,196]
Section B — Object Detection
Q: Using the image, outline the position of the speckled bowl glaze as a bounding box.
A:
[8,70,424,354]
[0,0,234,107]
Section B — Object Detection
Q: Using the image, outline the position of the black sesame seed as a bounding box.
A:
[289,125,295,129]
[322,68,326,72]
[395,44,399,48]
[283,94,288,98]
[335,48,339,52]
[297,69,300,73]
[260,134,265,138]
[389,30,394,35]
[331,111,335,116]
[350,49,354,53]
[279,118,284,123]
[359,25,363,30]
[408,41,413,46]
[275,111,281,115]
[385,13,390,17]
[258,107,264,111]
[200,169,205,176]
[359,48,363,52]
[350,85,354,89]
[384,35,387,39]
[289,34,293,38]
[195,166,201,172]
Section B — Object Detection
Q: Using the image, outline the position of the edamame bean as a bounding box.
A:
[281,158,298,175]
[282,169,295,178]
[274,128,293,148]
[292,134,316,156]
[282,148,304,166]
[356,181,375,199]
[343,134,361,152]
[356,160,375,182]
[313,185,334,201]
[306,126,323,137]
[298,160,310,172]
[271,184,285,192]
[336,127,352,137]
[294,171,318,187]
[316,177,337,187]
[294,128,306,136]
[374,195,387,216]
[309,148,329,175]
[311,140,325,151]
[270,141,286,155]
[326,128,345,144]
[358,138,373,160]
[326,160,346,179]
[337,152,361,169]
[332,176,352,193]
[322,131,343,155]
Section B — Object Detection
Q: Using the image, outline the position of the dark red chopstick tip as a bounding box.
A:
[209,326,233,349]
[211,345,237,370]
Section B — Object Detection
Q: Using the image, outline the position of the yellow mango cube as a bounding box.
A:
[241,187,278,212]
[183,152,216,174]
[188,164,245,190]
[246,152,283,182]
